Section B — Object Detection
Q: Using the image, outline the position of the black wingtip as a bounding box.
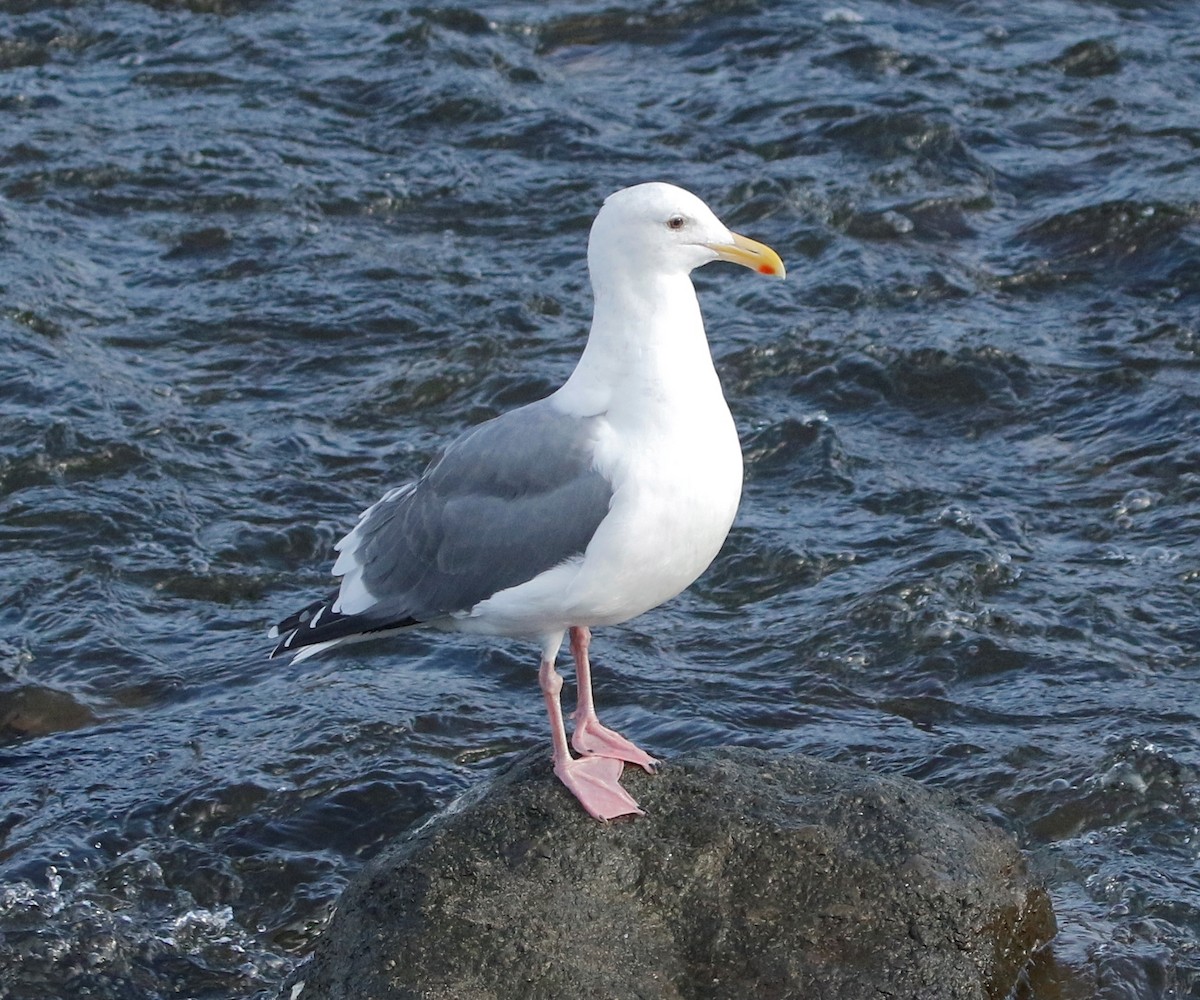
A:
[266,592,422,661]
[266,633,292,660]
[267,591,335,659]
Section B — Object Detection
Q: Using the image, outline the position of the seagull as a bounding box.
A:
[269,182,785,820]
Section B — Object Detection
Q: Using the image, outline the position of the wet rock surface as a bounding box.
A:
[282,747,1055,1000]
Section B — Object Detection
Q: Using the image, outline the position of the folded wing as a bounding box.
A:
[269,400,613,659]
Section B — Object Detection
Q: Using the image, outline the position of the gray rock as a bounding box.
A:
[282,747,1054,1000]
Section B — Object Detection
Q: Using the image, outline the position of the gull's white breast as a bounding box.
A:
[459,380,743,637]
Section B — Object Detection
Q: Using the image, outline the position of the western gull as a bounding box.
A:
[269,182,785,820]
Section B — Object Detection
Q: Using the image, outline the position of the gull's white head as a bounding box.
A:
[588,182,786,284]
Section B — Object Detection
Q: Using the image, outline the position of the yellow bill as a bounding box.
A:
[705,231,786,279]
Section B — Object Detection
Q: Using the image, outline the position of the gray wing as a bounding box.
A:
[269,398,612,657]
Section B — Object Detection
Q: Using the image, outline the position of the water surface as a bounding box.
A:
[1,1,1198,997]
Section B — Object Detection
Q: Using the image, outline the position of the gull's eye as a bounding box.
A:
[667,215,686,231]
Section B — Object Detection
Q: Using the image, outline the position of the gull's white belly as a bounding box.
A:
[579,409,742,622]
[459,397,743,637]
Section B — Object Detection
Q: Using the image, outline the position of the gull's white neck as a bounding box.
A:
[554,267,723,419]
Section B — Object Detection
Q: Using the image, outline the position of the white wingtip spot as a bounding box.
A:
[289,981,306,1000]
[267,625,280,639]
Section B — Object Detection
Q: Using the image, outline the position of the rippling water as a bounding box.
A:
[2,1,1198,997]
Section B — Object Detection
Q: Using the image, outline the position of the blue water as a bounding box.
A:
[1,2,1198,997]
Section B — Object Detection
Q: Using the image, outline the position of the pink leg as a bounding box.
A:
[569,626,657,774]
[539,649,643,821]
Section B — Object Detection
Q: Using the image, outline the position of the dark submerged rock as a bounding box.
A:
[1053,39,1121,78]
[281,747,1054,1000]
